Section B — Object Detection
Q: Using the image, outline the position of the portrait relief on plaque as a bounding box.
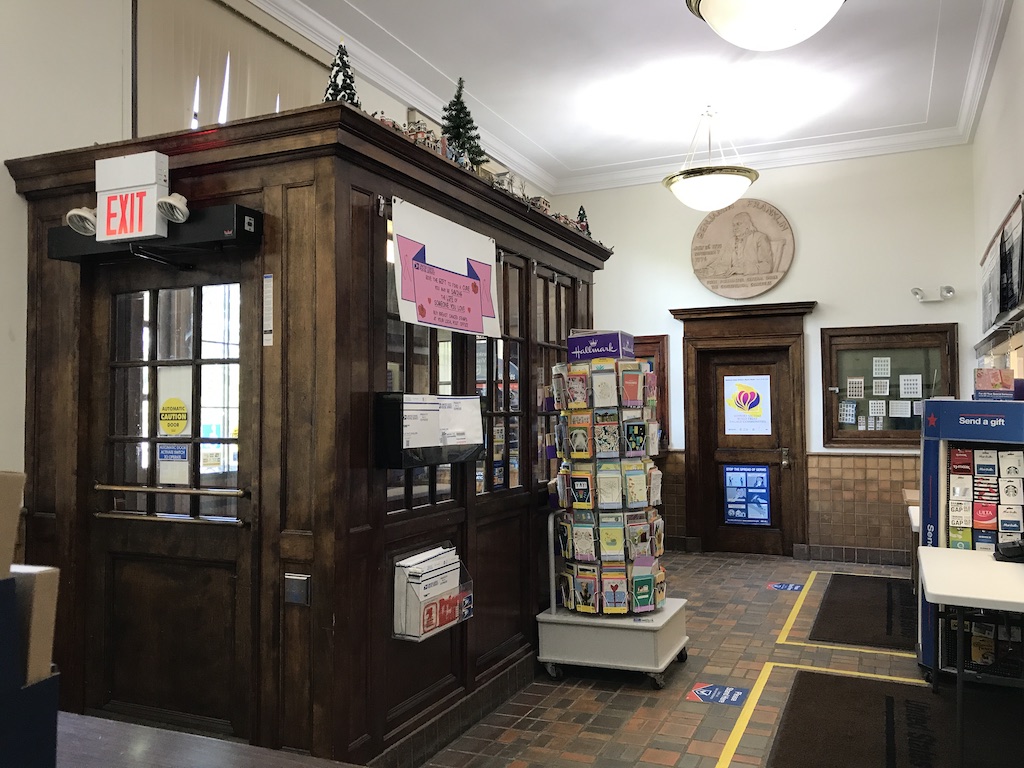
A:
[690,199,795,299]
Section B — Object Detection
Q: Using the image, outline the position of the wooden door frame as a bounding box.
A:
[672,302,816,553]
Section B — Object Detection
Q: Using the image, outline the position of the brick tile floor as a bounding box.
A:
[418,551,922,768]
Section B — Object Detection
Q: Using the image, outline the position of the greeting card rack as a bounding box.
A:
[536,344,688,688]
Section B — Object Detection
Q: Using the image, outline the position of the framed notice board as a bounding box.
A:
[821,324,958,447]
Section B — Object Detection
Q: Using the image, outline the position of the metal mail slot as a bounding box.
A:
[284,573,311,606]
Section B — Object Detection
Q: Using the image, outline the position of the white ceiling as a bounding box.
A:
[251,0,1012,196]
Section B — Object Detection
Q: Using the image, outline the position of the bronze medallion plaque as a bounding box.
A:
[691,198,795,299]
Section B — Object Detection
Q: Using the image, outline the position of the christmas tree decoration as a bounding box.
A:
[577,206,590,236]
[323,41,361,108]
[442,78,487,169]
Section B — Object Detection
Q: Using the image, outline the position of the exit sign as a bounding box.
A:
[95,151,169,242]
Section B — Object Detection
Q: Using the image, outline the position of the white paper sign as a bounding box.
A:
[403,395,440,449]
[392,198,501,338]
[439,396,484,446]
[899,374,922,399]
[723,375,772,436]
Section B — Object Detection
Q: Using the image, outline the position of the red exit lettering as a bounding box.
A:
[105,190,148,237]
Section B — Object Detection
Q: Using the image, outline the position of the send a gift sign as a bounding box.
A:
[391,197,501,338]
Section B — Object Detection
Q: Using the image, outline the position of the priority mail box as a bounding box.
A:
[393,547,472,640]
[568,330,634,361]
[0,472,26,579]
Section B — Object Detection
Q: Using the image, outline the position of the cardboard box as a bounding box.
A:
[1,472,26,579]
[10,564,59,685]
[568,330,634,362]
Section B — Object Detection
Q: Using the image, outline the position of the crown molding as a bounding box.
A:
[246,0,557,193]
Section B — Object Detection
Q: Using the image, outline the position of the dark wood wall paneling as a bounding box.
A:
[5,102,611,764]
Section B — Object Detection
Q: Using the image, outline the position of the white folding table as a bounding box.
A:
[917,547,1024,767]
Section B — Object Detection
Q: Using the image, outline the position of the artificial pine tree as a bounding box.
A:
[577,206,590,235]
[323,41,361,108]
[442,78,487,168]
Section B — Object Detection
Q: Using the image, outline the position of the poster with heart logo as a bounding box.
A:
[724,375,772,435]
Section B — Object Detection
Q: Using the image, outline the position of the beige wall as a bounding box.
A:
[0,0,132,472]
[555,145,977,452]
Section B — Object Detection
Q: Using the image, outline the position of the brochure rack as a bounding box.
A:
[918,399,1024,683]
[0,577,59,768]
[536,341,688,688]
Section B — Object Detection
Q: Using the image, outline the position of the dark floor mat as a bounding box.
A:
[808,573,916,650]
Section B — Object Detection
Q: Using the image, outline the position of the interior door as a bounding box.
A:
[83,257,256,738]
[696,346,800,555]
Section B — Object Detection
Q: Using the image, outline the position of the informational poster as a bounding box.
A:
[263,273,274,347]
[392,197,501,338]
[723,375,772,435]
[724,465,771,526]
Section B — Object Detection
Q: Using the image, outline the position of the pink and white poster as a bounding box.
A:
[391,197,501,338]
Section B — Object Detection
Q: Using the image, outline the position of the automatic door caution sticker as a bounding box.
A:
[159,397,189,435]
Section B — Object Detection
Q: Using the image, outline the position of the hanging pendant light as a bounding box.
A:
[686,0,845,52]
[662,109,758,212]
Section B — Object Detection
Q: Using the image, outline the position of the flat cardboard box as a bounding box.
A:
[10,564,59,685]
[0,471,26,579]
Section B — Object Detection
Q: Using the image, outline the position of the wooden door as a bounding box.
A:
[696,346,797,554]
[83,257,256,738]
[676,302,814,557]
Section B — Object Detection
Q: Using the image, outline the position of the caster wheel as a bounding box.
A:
[544,662,563,680]
[676,648,688,663]
[649,673,666,689]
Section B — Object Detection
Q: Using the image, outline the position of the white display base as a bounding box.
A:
[536,597,688,688]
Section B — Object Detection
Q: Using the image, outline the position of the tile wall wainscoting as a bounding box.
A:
[658,451,920,564]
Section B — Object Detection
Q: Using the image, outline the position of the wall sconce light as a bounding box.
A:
[65,207,98,236]
[156,193,190,224]
[911,286,955,303]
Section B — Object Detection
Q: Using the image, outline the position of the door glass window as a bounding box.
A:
[106,283,242,519]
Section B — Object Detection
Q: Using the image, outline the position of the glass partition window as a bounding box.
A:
[107,283,242,518]
[821,324,958,447]
[477,258,526,494]
[385,236,456,512]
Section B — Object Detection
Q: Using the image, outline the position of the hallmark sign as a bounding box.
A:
[567,330,635,361]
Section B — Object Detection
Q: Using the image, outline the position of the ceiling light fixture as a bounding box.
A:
[662,109,758,212]
[686,0,845,52]
[65,207,98,236]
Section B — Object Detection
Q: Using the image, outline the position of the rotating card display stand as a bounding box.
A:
[536,341,688,689]
[537,511,689,689]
